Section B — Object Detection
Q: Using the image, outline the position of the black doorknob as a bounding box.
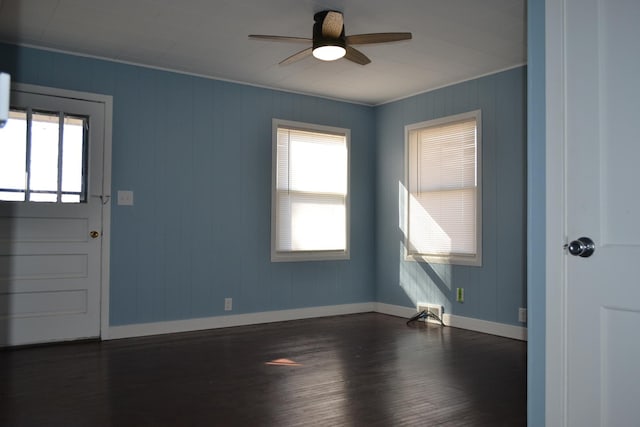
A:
[566,237,595,258]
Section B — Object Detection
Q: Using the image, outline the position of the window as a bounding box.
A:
[0,108,88,203]
[405,110,482,266]
[272,119,350,262]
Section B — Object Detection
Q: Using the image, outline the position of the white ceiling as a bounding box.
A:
[0,0,526,105]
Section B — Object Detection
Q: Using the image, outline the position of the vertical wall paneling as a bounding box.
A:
[374,67,527,326]
[0,43,376,325]
[0,43,525,333]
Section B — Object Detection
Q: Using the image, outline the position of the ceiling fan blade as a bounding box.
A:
[344,46,371,65]
[321,11,344,38]
[249,35,312,43]
[345,32,412,45]
[279,47,313,65]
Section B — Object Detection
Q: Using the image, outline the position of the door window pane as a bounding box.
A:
[0,110,27,200]
[29,112,60,192]
[61,116,85,194]
[0,108,87,203]
[29,193,58,202]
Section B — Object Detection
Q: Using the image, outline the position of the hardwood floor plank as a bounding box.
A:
[0,313,526,426]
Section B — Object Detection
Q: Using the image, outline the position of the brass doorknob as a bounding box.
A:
[90,230,100,239]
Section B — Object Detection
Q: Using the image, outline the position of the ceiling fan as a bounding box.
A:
[249,10,412,65]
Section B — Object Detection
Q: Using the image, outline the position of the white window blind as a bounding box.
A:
[406,111,481,266]
[272,120,349,261]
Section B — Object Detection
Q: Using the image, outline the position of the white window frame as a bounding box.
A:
[271,119,350,262]
[404,110,482,266]
[0,108,89,203]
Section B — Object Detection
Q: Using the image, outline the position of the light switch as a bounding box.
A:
[117,190,134,206]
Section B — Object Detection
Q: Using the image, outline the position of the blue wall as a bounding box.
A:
[374,67,527,326]
[0,44,529,335]
[528,0,546,424]
[0,43,376,325]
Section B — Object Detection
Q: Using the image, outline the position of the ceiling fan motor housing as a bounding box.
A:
[313,10,346,50]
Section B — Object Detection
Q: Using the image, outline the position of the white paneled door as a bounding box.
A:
[0,86,111,346]
[546,0,640,425]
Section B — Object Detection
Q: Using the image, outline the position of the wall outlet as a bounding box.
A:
[519,307,527,323]
[224,298,232,311]
[117,190,134,206]
[456,287,464,303]
[417,303,444,325]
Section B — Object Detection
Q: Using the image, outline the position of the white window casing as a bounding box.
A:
[405,110,482,266]
[271,119,350,262]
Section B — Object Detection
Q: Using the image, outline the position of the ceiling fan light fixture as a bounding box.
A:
[249,9,411,66]
[312,44,346,61]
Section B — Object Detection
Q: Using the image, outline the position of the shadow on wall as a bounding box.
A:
[398,240,454,311]
[397,181,453,312]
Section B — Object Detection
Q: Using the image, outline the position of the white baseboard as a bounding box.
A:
[107,302,526,342]
[446,313,528,341]
[375,302,417,319]
[375,303,527,341]
[107,302,375,340]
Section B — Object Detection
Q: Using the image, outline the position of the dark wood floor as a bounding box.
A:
[0,313,526,426]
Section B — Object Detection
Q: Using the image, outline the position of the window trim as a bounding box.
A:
[404,110,482,266]
[271,118,350,262]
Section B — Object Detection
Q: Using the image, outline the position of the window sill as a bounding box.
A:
[271,250,350,262]
[405,253,482,267]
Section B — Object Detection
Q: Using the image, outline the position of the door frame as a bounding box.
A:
[11,82,113,341]
[545,0,569,424]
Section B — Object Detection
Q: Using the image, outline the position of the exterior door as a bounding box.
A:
[0,86,108,346]
[546,0,640,425]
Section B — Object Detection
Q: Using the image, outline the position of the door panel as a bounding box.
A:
[1,253,88,281]
[547,0,640,425]
[0,89,105,346]
[601,308,640,425]
[0,289,88,317]
[0,216,89,242]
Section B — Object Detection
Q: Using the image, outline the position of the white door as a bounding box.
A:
[546,0,640,425]
[0,86,108,346]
